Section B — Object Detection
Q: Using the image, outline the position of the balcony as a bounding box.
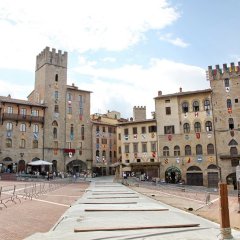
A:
[1,113,44,123]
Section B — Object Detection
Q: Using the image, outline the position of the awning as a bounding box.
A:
[27,160,53,166]
[122,166,132,172]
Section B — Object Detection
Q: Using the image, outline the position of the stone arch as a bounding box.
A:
[186,165,203,186]
[66,159,87,174]
[165,166,181,184]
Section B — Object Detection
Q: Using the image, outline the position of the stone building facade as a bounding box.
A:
[208,63,240,187]
[0,47,92,174]
[155,89,219,187]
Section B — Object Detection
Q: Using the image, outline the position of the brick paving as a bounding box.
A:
[0,180,89,240]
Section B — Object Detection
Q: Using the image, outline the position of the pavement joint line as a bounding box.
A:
[84,208,169,212]
[31,197,71,207]
[144,190,205,204]
[80,202,138,204]
[87,196,139,199]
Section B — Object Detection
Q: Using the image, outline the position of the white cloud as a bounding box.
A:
[72,58,208,118]
[159,33,189,48]
[0,0,179,70]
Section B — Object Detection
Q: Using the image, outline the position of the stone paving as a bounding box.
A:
[0,180,89,240]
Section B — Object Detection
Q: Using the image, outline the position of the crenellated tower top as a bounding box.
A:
[207,62,240,80]
[36,46,68,70]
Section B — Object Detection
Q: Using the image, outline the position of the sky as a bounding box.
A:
[0,0,240,118]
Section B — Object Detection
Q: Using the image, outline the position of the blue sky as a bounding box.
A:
[0,0,239,118]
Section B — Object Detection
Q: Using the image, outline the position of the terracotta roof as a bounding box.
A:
[155,89,212,99]
[0,96,47,107]
[117,119,156,126]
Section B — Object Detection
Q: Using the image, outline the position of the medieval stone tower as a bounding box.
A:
[208,62,240,182]
[28,47,92,173]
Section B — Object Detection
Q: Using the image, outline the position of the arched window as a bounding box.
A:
[182,102,189,113]
[33,124,39,133]
[207,144,214,154]
[193,101,200,112]
[20,123,26,132]
[70,124,74,139]
[174,145,180,156]
[6,138,12,148]
[183,123,190,133]
[55,74,58,82]
[205,121,212,132]
[6,122,13,131]
[102,150,106,157]
[33,140,38,148]
[196,144,203,155]
[229,118,234,130]
[194,122,201,132]
[204,99,210,110]
[227,99,232,108]
[163,146,169,156]
[185,145,191,155]
[53,127,57,139]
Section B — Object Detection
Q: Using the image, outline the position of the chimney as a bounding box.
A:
[158,91,162,96]
[179,87,182,92]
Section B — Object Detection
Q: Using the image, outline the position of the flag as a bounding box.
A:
[196,132,200,139]
[195,112,198,117]
[187,158,191,163]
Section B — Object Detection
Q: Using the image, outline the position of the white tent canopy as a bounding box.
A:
[27,160,53,166]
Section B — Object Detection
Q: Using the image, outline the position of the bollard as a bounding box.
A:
[219,183,233,240]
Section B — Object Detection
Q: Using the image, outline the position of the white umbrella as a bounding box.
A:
[28,160,53,166]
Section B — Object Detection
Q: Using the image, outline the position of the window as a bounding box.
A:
[151,142,156,152]
[7,106,13,114]
[165,99,170,103]
[54,91,59,100]
[79,95,83,116]
[229,118,234,130]
[163,146,169,156]
[81,125,85,140]
[55,74,58,82]
[33,140,38,148]
[142,142,147,153]
[54,105,59,113]
[133,127,137,134]
[194,122,201,132]
[102,150,106,158]
[53,127,57,139]
[102,138,107,144]
[183,123,190,133]
[235,98,238,103]
[79,142,82,155]
[164,125,175,134]
[227,99,232,108]
[33,124,39,133]
[6,138,12,148]
[70,124,74,140]
[207,144,214,154]
[118,133,121,140]
[174,146,180,156]
[230,147,238,156]
[141,127,146,134]
[133,143,138,153]
[20,139,26,148]
[196,144,203,155]
[124,128,129,135]
[108,126,112,134]
[118,146,121,154]
[20,123,26,132]
[124,144,129,153]
[6,122,13,131]
[102,126,106,133]
[52,121,58,126]
[20,108,27,116]
[204,99,210,110]
[193,101,200,112]
[67,92,72,101]
[109,151,112,161]
[205,121,212,132]
[182,102,189,113]
[148,125,157,132]
[96,150,100,157]
[185,145,191,155]
[31,110,39,116]
[166,107,171,115]
[224,78,229,87]
[67,106,72,114]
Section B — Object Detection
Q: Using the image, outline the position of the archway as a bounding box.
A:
[52,160,57,173]
[18,160,26,173]
[2,157,13,173]
[66,160,87,174]
[207,164,219,188]
[165,166,181,183]
[226,172,237,190]
[186,166,203,186]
